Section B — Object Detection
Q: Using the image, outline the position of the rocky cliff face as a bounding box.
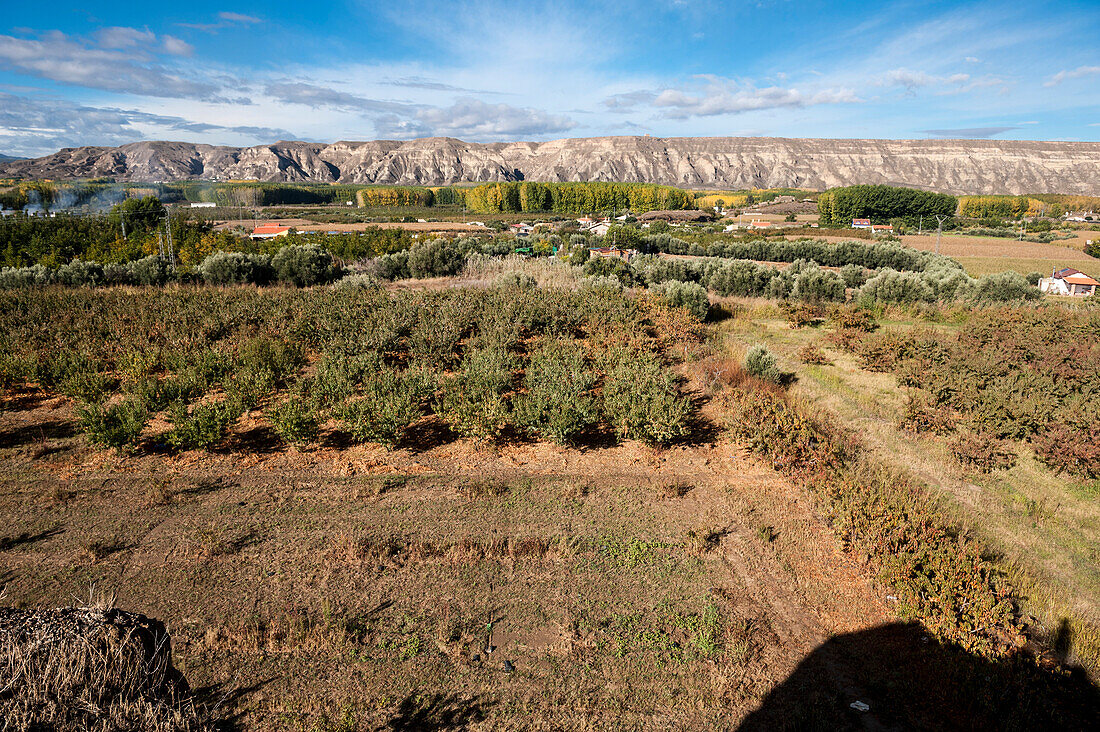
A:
[4,136,1100,195]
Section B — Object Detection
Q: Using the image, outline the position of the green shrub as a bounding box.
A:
[495,271,537,289]
[969,271,1039,302]
[54,259,104,287]
[859,269,934,303]
[223,368,273,411]
[339,367,433,447]
[514,340,598,443]
[77,398,149,453]
[840,263,866,288]
[407,239,466,278]
[602,352,691,444]
[165,401,239,450]
[436,347,515,439]
[0,264,52,289]
[198,251,272,285]
[744,345,783,384]
[272,244,338,287]
[266,398,319,446]
[312,353,375,409]
[237,336,302,382]
[60,369,115,404]
[790,264,846,302]
[649,280,709,320]
[332,273,381,291]
[126,256,174,286]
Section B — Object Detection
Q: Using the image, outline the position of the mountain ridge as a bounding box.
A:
[4,136,1100,195]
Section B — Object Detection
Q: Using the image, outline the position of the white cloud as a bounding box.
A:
[94,27,156,49]
[161,36,194,56]
[0,92,290,156]
[376,98,577,139]
[0,31,218,99]
[614,76,862,119]
[1045,65,1100,87]
[218,12,263,24]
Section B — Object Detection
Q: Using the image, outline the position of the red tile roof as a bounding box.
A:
[252,224,291,234]
[1064,273,1099,286]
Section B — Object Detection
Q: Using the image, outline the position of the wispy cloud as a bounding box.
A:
[1044,65,1100,87]
[879,68,971,93]
[178,11,263,33]
[376,98,577,139]
[602,76,861,119]
[654,84,861,118]
[263,81,418,115]
[921,126,1018,139]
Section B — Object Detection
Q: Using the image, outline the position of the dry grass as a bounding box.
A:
[0,607,209,731]
[898,233,1099,278]
[718,308,1100,675]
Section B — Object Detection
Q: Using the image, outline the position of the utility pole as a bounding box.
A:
[162,215,176,266]
[918,215,923,236]
[934,214,947,255]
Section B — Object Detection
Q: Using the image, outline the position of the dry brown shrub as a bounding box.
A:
[950,432,1018,473]
[797,344,831,365]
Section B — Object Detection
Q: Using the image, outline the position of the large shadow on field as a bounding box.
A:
[382,691,494,731]
[738,622,1100,731]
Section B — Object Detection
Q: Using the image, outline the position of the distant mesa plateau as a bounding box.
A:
[4,136,1100,195]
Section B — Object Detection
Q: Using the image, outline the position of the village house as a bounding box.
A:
[588,246,637,262]
[583,220,613,237]
[1064,211,1097,223]
[1039,267,1098,297]
[250,224,292,240]
[871,224,894,234]
[851,218,872,229]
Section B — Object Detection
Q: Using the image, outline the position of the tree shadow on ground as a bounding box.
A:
[673,392,722,447]
[395,418,459,454]
[381,692,495,731]
[0,525,62,552]
[194,676,277,732]
[220,425,283,455]
[0,420,78,448]
[738,622,1100,731]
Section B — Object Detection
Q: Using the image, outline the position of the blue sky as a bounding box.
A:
[1,0,1098,156]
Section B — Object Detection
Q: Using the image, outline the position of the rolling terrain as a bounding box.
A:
[5,136,1100,194]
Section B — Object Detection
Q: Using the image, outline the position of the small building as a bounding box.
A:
[1064,211,1096,222]
[589,246,637,262]
[1039,268,1098,297]
[749,220,772,229]
[250,224,292,240]
[584,221,612,237]
[509,223,534,236]
[852,219,872,229]
[190,202,216,208]
[871,224,894,234]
